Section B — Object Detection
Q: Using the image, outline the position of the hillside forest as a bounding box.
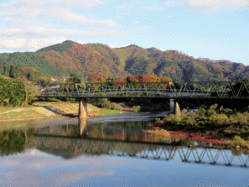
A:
[0,40,248,84]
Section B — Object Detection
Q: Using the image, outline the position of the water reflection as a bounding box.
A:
[0,128,34,156]
[1,114,249,187]
[79,118,87,137]
[1,125,249,168]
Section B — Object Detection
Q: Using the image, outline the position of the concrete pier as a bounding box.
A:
[78,98,88,137]
[79,99,87,119]
[170,99,181,116]
[174,101,181,116]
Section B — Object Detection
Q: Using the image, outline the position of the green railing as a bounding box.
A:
[34,81,249,99]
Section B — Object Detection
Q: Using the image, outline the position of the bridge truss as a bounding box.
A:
[35,81,249,99]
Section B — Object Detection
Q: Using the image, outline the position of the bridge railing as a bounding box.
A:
[34,81,249,99]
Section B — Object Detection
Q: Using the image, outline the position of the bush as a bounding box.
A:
[163,114,183,126]
[90,98,115,109]
[133,106,141,112]
[216,114,229,125]
[181,111,198,127]
[0,77,26,106]
[65,97,76,102]
[229,113,249,127]
[209,113,221,124]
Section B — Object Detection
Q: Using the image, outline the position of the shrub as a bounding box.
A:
[181,111,198,127]
[209,114,228,124]
[220,108,233,117]
[229,113,249,127]
[90,98,116,109]
[206,108,217,117]
[0,77,26,106]
[65,97,76,102]
[216,114,229,125]
[164,115,183,126]
[155,118,161,123]
[133,106,141,112]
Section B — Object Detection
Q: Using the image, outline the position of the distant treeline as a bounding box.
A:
[0,64,43,82]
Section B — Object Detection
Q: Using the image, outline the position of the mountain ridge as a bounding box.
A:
[0,40,248,82]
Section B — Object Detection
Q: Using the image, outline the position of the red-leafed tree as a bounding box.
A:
[161,77,172,82]
[138,75,152,82]
[148,75,160,82]
[88,73,100,83]
[126,75,139,83]
[113,78,126,88]
[97,77,106,83]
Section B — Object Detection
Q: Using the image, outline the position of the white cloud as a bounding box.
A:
[0,26,130,51]
[143,0,249,12]
[5,17,34,28]
[1,149,150,187]
[52,8,116,27]
[6,5,116,27]
[46,0,112,8]
[10,0,111,9]
[0,23,150,51]
[187,0,249,12]
[0,37,67,50]
[2,0,115,27]
[0,3,9,9]
[164,0,187,8]
[117,3,134,10]
[0,0,150,52]
[143,4,165,10]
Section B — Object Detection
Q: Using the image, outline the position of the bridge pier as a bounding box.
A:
[79,98,87,119]
[78,99,88,136]
[170,99,181,116]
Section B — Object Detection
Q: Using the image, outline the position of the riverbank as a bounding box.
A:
[146,104,249,152]
[0,101,130,123]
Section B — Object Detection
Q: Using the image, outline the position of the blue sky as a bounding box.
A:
[0,0,248,65]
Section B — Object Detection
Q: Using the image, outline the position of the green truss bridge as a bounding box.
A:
[35,81,249,118]
[36,81,249,99]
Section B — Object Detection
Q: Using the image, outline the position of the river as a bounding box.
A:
[0,112,249,187]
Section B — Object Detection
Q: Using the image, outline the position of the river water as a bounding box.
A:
[0,112,249,187]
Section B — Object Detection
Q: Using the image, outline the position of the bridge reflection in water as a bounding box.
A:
[33,123,249,169]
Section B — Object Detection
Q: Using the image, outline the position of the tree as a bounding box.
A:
[68,73,81,83]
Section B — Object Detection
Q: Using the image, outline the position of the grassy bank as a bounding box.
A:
[148,104,249,150]
[160,104,249,138]
[0,107,48,122]
[0,100,131,123]
[0,101,102,122]
[96,109,124,115]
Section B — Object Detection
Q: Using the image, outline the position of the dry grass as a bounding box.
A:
[0,101,104,122]
[33,101,102,114]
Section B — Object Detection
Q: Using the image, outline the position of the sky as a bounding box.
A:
[0,0,248,65]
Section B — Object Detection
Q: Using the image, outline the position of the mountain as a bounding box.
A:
[0,40,248,82]
[35,40,128,78]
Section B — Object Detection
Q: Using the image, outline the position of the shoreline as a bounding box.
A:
[0,101,130,123]
[147,122,249,153]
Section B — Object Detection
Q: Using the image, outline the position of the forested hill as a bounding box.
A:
[0,40,248,82]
